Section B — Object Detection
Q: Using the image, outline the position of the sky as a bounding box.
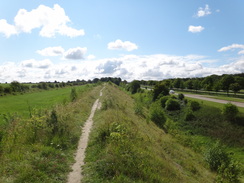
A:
[0,0,244,83]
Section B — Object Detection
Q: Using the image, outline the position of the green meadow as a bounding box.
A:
[0,85,89,121]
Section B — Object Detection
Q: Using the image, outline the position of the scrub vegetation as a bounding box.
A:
[83,83,243,182]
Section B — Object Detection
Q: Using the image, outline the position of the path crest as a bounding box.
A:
[67,87,104,183]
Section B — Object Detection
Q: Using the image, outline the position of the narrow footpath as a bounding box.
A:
[67,87,104,183]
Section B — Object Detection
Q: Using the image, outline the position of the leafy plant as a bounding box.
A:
[189,100,201,111]
[204,142,230,171]
[222,103,239,122]
[185,109,195,121]
[178,93,185,100]
[165,98,180,111]
[149,102,166,128]
[159,96,170,108]
[70,88,78,102]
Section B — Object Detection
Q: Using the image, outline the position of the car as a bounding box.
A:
[169,90,175,94]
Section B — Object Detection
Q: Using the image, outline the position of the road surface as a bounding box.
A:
[184,94,244,108]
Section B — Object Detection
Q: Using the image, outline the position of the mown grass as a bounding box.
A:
[0,85,89,122]
[83,84,215,182]
[0,84,103,183]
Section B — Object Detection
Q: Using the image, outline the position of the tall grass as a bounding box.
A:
[83,84,215,182]
[0,84,103,182]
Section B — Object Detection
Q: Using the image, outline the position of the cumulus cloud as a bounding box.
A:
[87,55,96,60]
[37,46,88,60]
[21,59,52,69]
[97,61,122,74]
[196,4,211,17]
[1,54,244,83]
[108,39,138,51]
[63,47,87,60]
[0,4,85,38]
[0,20,18,38]
[188,25,204,33]
[218,44,244,55]
[37,46,65,56]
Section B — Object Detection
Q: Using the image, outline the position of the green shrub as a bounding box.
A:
[70,88,78,102]
[134,102,144,117]
[159,96,170,108]
[222,103,239,121]
[149,102,166,128]
[189,101,201,111]
[165,99,180,111]
[217,161,241,183]
[185,110,195,121]
[178,93,185,100]
[204,142,230,172]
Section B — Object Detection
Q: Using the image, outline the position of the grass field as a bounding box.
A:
[0,84,103,182]
[0,85,90,122]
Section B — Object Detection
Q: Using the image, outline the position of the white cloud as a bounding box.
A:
[1,54,243,83]
[218,44,244,54]
[196,4,211,17]
[0,19,18,37]
[21,59,52,69]
[108,39,138,51]
[37,46,65,56]
[87,55,96,60]
[188,25,204,33]
[63,47,87,60]
[0,4,85,38]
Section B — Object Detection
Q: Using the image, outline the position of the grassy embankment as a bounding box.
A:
[83,84,216,183]
[0,84,103,182]
[166,96,244,182]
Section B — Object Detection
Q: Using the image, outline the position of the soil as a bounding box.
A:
[67,87,104,183]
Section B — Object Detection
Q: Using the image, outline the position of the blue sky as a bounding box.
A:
[0,0,243,82]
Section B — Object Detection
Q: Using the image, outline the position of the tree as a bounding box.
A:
[221,75,235,95]
[193,79,201,92]
[185,80,193,89]
[230,83,241,95]
[213,82,221,93]
[152,83,169,101]
[222,103,239,121]
[10,81,22,92]
[128,80,141,94]
[173,78,182,88]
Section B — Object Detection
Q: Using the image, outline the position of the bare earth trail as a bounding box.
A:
[184,94,244,108]
[67,87,104,183]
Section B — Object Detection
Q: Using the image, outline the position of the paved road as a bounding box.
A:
[184,94,244,108]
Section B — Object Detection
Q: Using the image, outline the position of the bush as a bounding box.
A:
[189,101,201,111]
[178,93,185,100]
[70,88,78,102]
[159,96,170,108]
[222,103,239,121]
[185,110,195,121]
[204,142,230,172]
[149,103,166,128]
[152,83,169,101]
[165,99,180,111]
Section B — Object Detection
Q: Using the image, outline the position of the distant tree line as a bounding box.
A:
[132,73,244,95]
[0,77,123,96]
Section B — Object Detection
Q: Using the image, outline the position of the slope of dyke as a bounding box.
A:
[83,84,215,183]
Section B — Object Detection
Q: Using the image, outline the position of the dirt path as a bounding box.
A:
[67,87,104,183]
[184,94,244,108]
